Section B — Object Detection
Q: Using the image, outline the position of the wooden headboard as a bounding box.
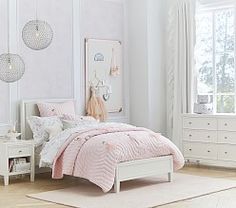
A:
[20,99,75,140]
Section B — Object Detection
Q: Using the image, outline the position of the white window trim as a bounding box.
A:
[198,0,236,11]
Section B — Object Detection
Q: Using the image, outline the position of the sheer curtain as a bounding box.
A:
[166,0,196,148]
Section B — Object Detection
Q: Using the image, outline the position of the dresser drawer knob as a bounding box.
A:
[224,123,228,126]
[189,122,192,125]
[18,150,22,153]
[189,149,192,151]
[225,152,228,154]
[225,137,228,140]
[189,134,192,137]
[207,136,210,138]
[207,123,210,125]
[207,150,211,153]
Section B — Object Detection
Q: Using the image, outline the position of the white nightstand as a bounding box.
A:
[0,139,35,186]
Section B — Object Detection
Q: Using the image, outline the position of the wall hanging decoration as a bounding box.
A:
[110,48,120,77]
[0,0,25,83]
[86,86,108,122]
[85,39,123,114]
[22,0,53,50]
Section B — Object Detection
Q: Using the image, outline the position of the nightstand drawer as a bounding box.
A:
[8,146,31,157]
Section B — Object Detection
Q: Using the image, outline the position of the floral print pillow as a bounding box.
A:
[27,116,63,147]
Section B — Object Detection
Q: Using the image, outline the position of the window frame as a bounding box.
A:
[196,4,236,114]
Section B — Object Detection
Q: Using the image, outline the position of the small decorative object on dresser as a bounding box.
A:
[193,95,213,114]
[182,114,236,168]
[0,140,35,186]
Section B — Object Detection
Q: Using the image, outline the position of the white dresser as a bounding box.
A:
[182,114,236,168]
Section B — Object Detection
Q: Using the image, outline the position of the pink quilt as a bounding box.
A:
[52,125,184,192]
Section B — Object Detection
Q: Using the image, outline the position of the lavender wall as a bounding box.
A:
[0,0,128,128]
[18,0,74,99]
[0,0,10,124]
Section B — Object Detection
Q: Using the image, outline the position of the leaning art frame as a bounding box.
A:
[85,38,123,114]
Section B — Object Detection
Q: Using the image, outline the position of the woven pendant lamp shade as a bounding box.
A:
[0,53,25,83]
[0,0,25,83]
[22,20,53,50]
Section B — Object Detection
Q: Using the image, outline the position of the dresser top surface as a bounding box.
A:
[183,113,236,118]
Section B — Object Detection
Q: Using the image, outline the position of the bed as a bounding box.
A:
[20,99,184,193]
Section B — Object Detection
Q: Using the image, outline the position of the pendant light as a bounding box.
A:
[22,0,53,50]
[0,0,25,83]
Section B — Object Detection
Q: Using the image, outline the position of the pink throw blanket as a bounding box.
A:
[52,125,184,192]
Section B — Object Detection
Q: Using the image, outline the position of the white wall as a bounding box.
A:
[127,0,167,134]
[0,0,128,134]
[147,0,167,133]
[0,0,10,124]
[127,0,150,127]
[19,0,74,100]
[80,0,129,122]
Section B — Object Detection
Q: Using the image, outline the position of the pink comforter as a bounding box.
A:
[52,125,184,192]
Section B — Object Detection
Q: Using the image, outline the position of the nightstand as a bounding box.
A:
[0,140,35,185]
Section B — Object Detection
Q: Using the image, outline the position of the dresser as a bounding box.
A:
[182,114,236,168]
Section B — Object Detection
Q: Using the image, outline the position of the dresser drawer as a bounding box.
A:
[8,146,31,158]
[183,117,217,130]
[183,142,217,160]
[183,129,217,142]
[218,131,236,144]
[218,145,236,161]
[218,119,236,131]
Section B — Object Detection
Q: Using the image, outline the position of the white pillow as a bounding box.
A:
[27,116,63,147]
[62,114,97,122]
[46,124,63,140]
[61,116,98,130]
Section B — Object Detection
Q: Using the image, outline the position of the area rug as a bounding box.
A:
[28,173,236,208]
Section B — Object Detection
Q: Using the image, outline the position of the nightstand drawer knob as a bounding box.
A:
[189,122,192,125]
[207,150,211,153]
[225,123,228,126]
[18,150,22,153]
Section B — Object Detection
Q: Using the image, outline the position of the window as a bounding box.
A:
[195,5,236,113]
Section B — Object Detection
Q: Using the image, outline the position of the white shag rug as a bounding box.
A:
[28,173,236,208]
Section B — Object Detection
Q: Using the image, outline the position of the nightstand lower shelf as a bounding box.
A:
[9,170,31,176]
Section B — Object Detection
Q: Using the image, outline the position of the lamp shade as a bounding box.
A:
[0,53,25,83]
[22,20,53,50]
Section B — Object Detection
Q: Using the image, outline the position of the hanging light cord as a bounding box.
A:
[7,0,10,54]
[35,0,38,21]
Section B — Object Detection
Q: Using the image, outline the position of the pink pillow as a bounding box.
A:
[37,101,76,117]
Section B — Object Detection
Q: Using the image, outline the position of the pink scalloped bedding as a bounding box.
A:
[51,124,184,192]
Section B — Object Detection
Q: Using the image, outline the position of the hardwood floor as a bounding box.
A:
[0,166,236,208]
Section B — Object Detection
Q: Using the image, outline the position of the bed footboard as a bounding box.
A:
[114,155,173,193]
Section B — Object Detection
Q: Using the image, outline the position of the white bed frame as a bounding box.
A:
[20,99,174,193]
